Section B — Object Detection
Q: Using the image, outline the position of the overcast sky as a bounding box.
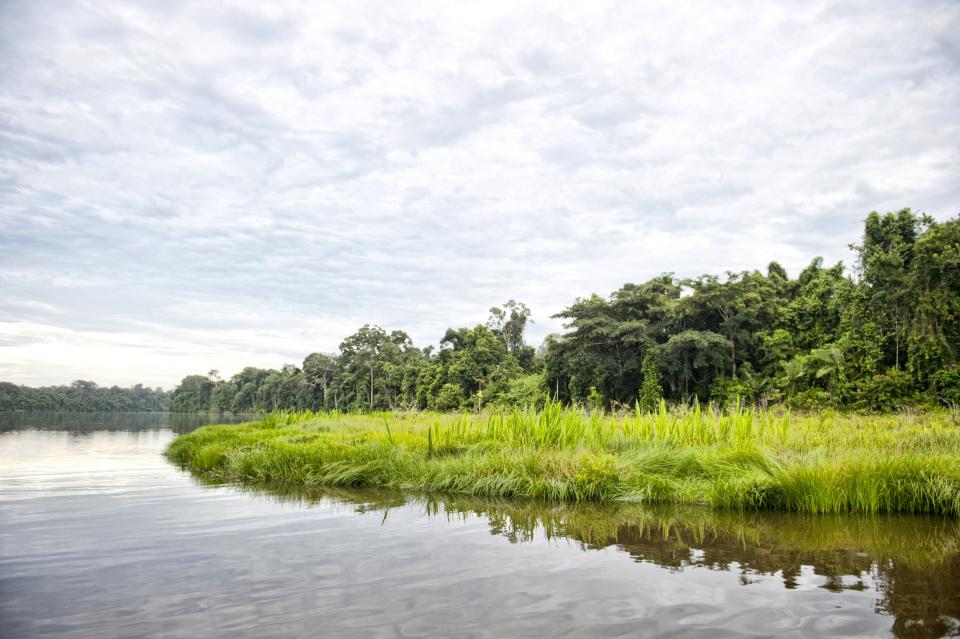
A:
[1,0,958,388]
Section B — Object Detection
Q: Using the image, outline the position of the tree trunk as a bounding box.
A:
[894,302,900,369]
[731,338,737,377]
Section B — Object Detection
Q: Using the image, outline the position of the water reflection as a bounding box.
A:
[0,411,254,433]
[3,419,959,638]
[235,486,960,639]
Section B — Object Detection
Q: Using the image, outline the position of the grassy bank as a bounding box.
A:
[165,403,960,516]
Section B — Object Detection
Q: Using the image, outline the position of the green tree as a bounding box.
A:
[852,209,926,370]
[169,375,215,412]
[303,352,339,409]
[487,300,535,369]
[433,383,464,411]
[433,325,522,405]
[658,330,732,400]
[548,276,681,405]
[780,356,807,397]
[497,373,548,410]
[811,346,845,402]
[907,215,960,386]
[335,325,423,411]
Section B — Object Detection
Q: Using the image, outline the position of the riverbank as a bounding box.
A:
[165,404,960,516]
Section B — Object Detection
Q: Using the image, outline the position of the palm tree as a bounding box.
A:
[811,346,845,401]
[780,357,807,396]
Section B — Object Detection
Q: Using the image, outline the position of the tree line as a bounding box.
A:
[0,380,169,412]
[545,209,959,411]
[2,209,956,414]
[167,299,542,413]
[167,209,958,414]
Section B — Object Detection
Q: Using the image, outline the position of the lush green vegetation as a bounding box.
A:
[168,301,541,413]
[165,210,960,513]
[168,209,959,414]
[167,404,960,516]
[0,380,169,412]
[546,209,960,412]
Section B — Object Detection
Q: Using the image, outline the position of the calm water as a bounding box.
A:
[1,413,958,638]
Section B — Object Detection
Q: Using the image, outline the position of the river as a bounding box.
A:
[1,412,958,638]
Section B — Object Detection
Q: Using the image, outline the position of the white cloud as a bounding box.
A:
[1,0,958,387]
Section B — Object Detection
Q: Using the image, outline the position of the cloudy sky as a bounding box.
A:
[1,1,958,388]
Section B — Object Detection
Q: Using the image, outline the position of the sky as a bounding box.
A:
[1,0,958,389]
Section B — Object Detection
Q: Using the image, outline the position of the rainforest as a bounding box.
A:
[156,209,959,415]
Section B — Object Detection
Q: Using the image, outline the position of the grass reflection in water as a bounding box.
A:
[207,482,960,639]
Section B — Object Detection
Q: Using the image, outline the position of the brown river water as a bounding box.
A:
[1,412,958,638]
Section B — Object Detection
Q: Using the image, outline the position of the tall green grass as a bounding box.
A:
[165,402,960,516]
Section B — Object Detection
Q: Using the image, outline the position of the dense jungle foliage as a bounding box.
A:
[3,209,957,414]
[163,209,959,414]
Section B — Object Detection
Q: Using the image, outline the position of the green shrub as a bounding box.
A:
[709,375,752,408]
[787,388,831,410]
[933,367,960,405]
[497,373,548,410]
[848,369,918,411]
[432,383,464,411]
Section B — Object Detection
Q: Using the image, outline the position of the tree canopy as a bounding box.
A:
[162,301,542,414]
[545,209,959,411]
[0,381,169,412]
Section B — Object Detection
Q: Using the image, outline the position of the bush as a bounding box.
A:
[497,373,548,410]
[933,368,960,406]
[848,369,918,412]
[433,383,464,411]
[710,375,753,408]
[786,388,832,411]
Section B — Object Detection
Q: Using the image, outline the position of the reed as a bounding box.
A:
[165,401,960,516]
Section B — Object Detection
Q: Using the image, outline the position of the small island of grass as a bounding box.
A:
[166,403,960,516]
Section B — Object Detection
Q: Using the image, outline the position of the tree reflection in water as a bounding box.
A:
[235,484,960,639]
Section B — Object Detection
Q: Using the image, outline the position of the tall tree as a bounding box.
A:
[487,300,535,369]
[658,330,733,400]
[853,209,926,369]
[303,352,340,409]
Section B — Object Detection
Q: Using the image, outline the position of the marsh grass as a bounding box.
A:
[165,402,960,516]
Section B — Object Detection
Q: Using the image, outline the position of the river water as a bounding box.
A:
[1,412,958,638]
